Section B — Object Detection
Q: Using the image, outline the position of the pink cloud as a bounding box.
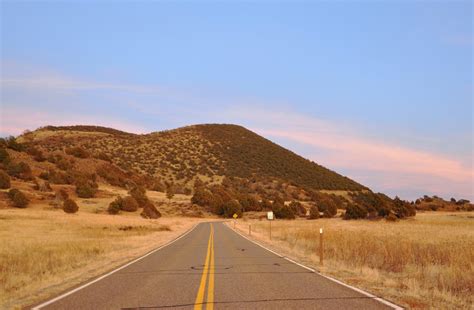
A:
[229,106,472,199]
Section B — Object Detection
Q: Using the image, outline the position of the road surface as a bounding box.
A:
[33,222,397,309]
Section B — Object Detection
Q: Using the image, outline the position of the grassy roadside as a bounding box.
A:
[0,208,205,309]
[231,212,474,309]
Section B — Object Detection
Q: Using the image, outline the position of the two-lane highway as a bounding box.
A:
[33,222,398,309]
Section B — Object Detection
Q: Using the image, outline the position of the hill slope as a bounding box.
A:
[20,124,365,193]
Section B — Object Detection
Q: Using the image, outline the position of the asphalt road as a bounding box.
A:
[33,222,397,310]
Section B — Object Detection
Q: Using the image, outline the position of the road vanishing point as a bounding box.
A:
[32,222,400,310]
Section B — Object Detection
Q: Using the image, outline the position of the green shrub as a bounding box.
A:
[75,181,98,198]
[272,201,295,219]
[7,162,33,180]
[121,196,139,212]
[318,198,338,218]
[343,204,368,220]
[5,136,24,152]
[63,198,79,213]
[308,205,320,219]
[108,197,122,214]
[65,146,90,158]
[289,200,306,217]
[129,185,148,206]
[140,200,162,219]
[26,146,46,162]
[221,199,242,218]
[393,197,416,218]
[0,170,11,189]
[191,187,213,206]
[239,194,260,212]
[56,157,73,170]
[8,189,29,208]
[0,147,10,164]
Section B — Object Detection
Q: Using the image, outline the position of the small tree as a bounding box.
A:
[0,147,10,164]
[8,189,29,208]
[289,200,306,217]
[108,197,122,215]
[121,196,139,212]
[7,162,33,180]
[0,170,11,189]
[343,204,368,220]
[76,181,97,198]
[141,200,162,219]
[129,185,148,206]
[308,205,320,219]
[63,198,79,213]
[166,185,175,203]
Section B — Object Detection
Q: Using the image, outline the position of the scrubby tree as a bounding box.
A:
[308,204,320,219]
[141,200,162,219]
[75,180,98,198]
[0,170,11,189]
[191,187,213,207]
[121,196,139,212]
[221,199,242,218]
[5,136,24,151]
[7,162,33,180]
[8,189,29,208]
[26,146,46,162]
[166,185,175,203]
[343,204,368,220]
[0,147,10,164]
[63,198,79,213]
[318,198,338,218]
[108,197,122,214]
[271,201,295,219]
[129,185,148,206]
[65,146,90,158]
[289,200,306,217]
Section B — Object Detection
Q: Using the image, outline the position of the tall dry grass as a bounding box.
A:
[242,212,474,309]
[0,208,201,309]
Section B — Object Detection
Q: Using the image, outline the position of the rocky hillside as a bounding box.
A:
[19,124,365,194]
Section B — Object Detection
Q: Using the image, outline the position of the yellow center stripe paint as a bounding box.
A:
[207,225,215,310]
[194,224,215,310]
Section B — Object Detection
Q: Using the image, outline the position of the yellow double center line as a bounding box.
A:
[194,223,215,310]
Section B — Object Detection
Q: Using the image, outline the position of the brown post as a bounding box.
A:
[319,228,324,266]
[249,224,251,236]
[233,221,236,229]
[269,221,272,240]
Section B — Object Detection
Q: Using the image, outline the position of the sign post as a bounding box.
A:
[319,228,324,266]
[233,213,238,228]
[267,211,274,241]
[249,224,251,236]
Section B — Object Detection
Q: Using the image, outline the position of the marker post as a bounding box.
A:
[319,228,324,266]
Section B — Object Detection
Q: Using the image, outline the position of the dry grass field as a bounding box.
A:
[234,212,474,309]
[0,206,205,309]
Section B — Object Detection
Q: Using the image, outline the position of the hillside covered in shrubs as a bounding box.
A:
[19,124,365,196]
[1,124,471,220]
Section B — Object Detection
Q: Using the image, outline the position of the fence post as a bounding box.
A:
[319,228,324,266]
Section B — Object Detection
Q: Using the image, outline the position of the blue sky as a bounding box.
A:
[1,1,472,200]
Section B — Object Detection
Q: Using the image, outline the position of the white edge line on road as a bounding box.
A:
[31,222,202,310]
[226,222,403,310]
